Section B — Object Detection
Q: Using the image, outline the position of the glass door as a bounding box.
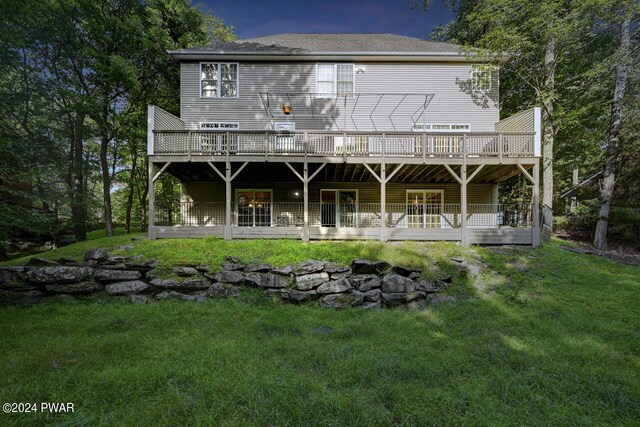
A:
[407,190,443,228]
[236,190,272,226]
[320,190,358,227]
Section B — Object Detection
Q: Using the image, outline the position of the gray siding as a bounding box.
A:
[180,61,499,132]
[182,181,495,204]
[495,108,535,133]
[154,106,184,130]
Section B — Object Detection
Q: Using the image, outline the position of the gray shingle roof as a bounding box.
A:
[172,33,460,55]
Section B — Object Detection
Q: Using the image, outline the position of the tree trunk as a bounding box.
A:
[125,146,139,234]
[542,36,556,240]
[71,113,87,241]
[571,166,579,213]
[100,136,115,237]
[594,16,632,250]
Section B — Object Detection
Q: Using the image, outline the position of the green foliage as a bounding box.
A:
[0,202,57,243]
[1,241,639,425]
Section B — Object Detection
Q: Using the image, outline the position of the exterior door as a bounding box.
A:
[407,190,443,228]
[320,190,358,227]
[236,190,272,226]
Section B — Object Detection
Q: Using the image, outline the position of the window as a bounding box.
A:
[317,64,354,96]
[412,124,470,132]
[200,63,238,97]
[472,64,492,91]
[406,190,444,229]
[236,190,273,227]
[199,122,239,130]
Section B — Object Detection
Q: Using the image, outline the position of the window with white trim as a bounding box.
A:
[199,122,239,130]
[472,64,492,90]
[200,63,238,97]
[412,124,470,132]
[317,64,354,96]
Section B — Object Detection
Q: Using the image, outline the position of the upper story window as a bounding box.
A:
[200,122,239,130]
[317,64,354,97]
[412,124,470,132]
[472,64,492,91]
[200,63,238,98]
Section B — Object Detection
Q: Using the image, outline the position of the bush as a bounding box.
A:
[609,207,640,249]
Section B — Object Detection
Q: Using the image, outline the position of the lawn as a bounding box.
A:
[0,237,639,426]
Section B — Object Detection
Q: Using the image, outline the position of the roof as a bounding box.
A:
[168,33,465,61]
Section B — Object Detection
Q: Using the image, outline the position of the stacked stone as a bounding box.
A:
[0,251,453,309]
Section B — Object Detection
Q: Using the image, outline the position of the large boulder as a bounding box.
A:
[210,271,245,285]
[94,269,142,283]
[243,273,263,287]
[0,289,46,306]
[105,280,151,295]
[26,266,94,284]
[206,283,241,298]
[293,260,325,275]
[245,263,272,273]
[324,263,351,279]
[220,256,245,271]
[319,291,363,309]
[288,289,317,303]
[45,281,102,295]
[295,272,329,291]
[349,274,381,292]
[381,291,419,306]
[264,288,290,299]
[84,248,109,263]
[415,279,438,293]
[360,300,382,309]
[381,274,416,293]
[316,278,352,294]
[0,266,26,287]
[351,259,390,275]
[26,257,59,267]
[173,266,199,277]
[272,265,293,276]
[260,273,290,289]
[390,265,422,277]
[362,288,381,302]
[150,278,211,291]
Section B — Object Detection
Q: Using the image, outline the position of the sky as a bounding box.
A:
[196,0,456,40]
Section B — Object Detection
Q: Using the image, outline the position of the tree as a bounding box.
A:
[594,1,638,250]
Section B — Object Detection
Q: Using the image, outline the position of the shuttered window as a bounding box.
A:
[317,64,354,96]
[200,63,238,98]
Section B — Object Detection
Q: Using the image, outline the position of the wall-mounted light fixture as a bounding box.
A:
[282,103,292,115]
[356,67,365,74]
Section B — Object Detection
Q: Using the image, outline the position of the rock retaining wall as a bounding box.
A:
[0,250,454,309]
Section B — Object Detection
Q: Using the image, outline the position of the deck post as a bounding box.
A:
[380,163,387,242]
[224,159,232,240]
[461,136,469,247]
[532,159,541,247]
[303,156,309,242]
[148,161,156,239]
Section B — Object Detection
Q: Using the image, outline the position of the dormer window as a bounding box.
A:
[200,63,238,98]
[472,64,492,91]
[317,64,354,97]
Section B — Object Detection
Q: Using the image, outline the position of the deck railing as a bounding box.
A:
[154,202,533,228]
[153,130,536,158]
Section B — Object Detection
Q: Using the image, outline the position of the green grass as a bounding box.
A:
[0,238,639,425]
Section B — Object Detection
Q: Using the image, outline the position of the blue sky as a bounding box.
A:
[197,0,456,40]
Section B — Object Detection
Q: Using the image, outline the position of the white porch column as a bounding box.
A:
[533,159,541,247]
[224,159,232,240]
[303,158,309,242]
[148,161,156,240]
[461,165,468,247]
[380,163,387,242]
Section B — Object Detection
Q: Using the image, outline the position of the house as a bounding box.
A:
[147,33,541,246]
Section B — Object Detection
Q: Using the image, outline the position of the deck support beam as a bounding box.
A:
[148,161,157,239]
[286,161,326,242]
[363,163,403,242]
[207,161,248,240]
[532,160,541,246]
